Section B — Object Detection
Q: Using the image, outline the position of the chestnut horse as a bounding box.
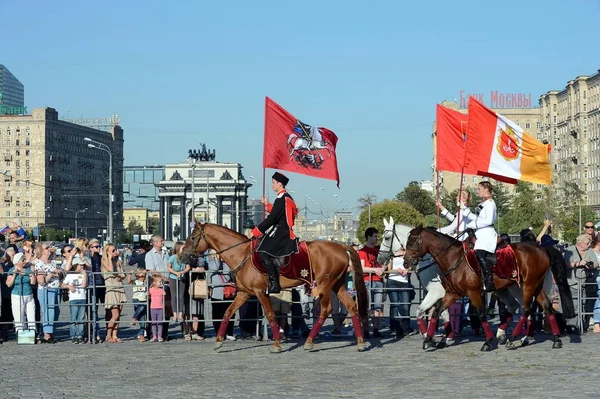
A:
[179,222,369,353]
[402,226,571,351]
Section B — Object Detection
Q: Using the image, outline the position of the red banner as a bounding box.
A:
[263,97,340,187]
[435,104,475,174]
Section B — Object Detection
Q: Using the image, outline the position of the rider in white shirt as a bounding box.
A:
[460,181,498,292]
[437,190,473,241]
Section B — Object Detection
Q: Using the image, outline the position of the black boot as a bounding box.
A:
[476,250,495,292]
[263,258,281,294]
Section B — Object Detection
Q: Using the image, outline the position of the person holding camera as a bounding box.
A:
[6,252,37,334]
[563,234,598,332]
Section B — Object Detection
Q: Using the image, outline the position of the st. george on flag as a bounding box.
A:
[263,97,340,187]
[464,97,552,185]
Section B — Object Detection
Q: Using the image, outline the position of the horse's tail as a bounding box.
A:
[545,246,575,319]
[346,246,369,323]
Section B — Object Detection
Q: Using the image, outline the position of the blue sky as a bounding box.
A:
[2,0,598,217]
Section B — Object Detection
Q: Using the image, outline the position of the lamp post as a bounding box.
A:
[64,208,87,237]
[85,137,113,243]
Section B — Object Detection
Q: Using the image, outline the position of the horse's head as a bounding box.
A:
[403,224,426,271]
[180,220,210,264]
[377,216,411,265]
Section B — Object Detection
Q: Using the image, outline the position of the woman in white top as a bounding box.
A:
[385,249,415,337]
[437,189,472,241]
[34,242,62,343]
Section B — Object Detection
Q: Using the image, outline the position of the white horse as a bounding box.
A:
[377,217,453,345]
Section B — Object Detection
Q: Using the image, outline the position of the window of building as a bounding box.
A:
[25,201,30,207]
[584,104,587,111]
[15,201,20,207]
[25,150,29,156]
[25,212,29,218]
[5,211,9,217]
[25,139,30,146]
[525,122,531,129]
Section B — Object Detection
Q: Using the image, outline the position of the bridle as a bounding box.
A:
[378,223,405,264]
[405,228,469,279]
[187,223,254,277]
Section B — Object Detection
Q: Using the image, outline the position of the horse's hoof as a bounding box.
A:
[357,342,367,352]
[506,339,521,350]
[423,340,436,351]
[552,338,563,349]
[520,337,535,348]
[303,342,314,351]
[214,341,223,350]
[435,340,447,349]
[480,341,493,352]
[497,334,508,346]
[270,345,282,354]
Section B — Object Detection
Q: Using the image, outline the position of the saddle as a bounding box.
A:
[463,241,519,283]
[250,240,314,285]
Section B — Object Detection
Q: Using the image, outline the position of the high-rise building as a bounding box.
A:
[123,165,164,212]
[432,101,542,196]
[0,65,25,108]
[0,108,124,239]
[539,69,600,210]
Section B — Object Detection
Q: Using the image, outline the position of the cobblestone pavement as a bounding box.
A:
[0,322,598,399]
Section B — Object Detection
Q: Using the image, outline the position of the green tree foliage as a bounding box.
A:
[552,182,596,244]
[395,181,436,216]
[40,228,73,242]
[127,220,144,235]
[116,231,133,244]
[356,200,424,243]
[147,217,159,235]
[498,182,545,234]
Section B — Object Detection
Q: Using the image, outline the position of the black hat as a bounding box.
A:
[272,172,289,186]
[540,234,559,248]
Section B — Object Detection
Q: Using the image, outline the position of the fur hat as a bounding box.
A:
[272,172,289,186]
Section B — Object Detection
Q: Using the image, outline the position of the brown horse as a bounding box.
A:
[179,222,369,353]
[402,226,569,351]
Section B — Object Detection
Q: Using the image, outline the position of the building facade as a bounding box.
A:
[0,108,124,239]
[124,208,149,232]
[432,100,542,196]
[0,65,24,109]
[156,155,252,241]
[124,165,163,212]
[539,69,600,210]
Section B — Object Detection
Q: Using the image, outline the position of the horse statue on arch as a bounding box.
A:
[401,225,572,351]
[179,222,369,353]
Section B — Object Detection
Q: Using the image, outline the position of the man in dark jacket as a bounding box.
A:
[252,172,299,294]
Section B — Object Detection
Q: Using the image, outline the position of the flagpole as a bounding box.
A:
[455,119,469,237]
[436,170,440,229]
[262,96,268,220]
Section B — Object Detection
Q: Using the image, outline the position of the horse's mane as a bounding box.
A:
[422,226,459,244]
[206,223,248,241]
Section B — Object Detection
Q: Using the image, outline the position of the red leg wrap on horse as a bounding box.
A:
[499,312,512,331]
[417,317,427,335]
[351,315,364,339]
[526,318,535,337]
[269,320,281,341]
[308,318,326,341]
[217,317,230,338]
[511,315,526,338]
[546,314,560,336]
[443,321,455,339]
[481,321,494,340]
[426,317,438,338]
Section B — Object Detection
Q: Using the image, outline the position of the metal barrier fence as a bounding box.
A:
[0,267,598,343]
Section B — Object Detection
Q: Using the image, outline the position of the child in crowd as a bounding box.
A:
[148,275,165,342]
[61,260,88,344]
[129,268,148,342]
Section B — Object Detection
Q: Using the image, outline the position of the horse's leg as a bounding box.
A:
[253,290,285,353]
[304,286,333,351]
[495,287,518,345]
[506,282,539,350]
[214,292,250,350]
[423,293,459,351]
[334,282,366,351]
[468,291,495,352]
[417,279,445,336]
[535,289,563,349]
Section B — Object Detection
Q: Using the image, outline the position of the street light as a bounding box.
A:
[64,208,87,237]
[85,137,113,243]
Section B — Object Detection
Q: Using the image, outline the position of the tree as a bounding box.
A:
[395,181,436,216]
[147,217,159,235]
[116,231,133,244]
[127,220,144,235]
[498,182,545,234]
[357,193,377,211]
[356,200,425,243]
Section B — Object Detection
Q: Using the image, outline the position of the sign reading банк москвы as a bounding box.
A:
[459,91,533,109]
[0,92,28,115]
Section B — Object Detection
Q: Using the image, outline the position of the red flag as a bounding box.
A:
[263,97,340,187]
[435,104,476,174]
